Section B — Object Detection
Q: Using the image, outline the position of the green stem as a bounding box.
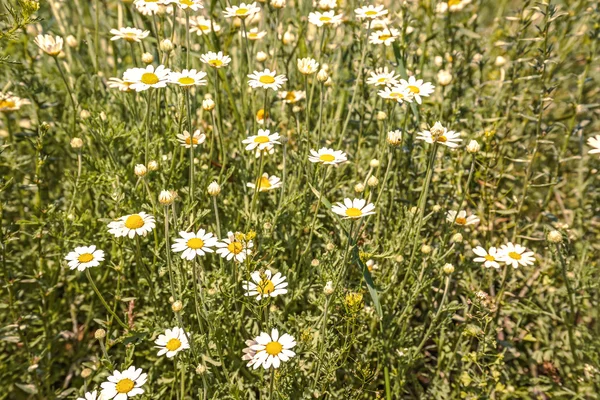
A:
[85,269,129,330]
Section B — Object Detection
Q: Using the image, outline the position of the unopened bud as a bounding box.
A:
[323,281,334,295]
[437,69,452,86]
[208,181,221,196]
[148,160,159,171]
[171,300,183,312]
[387,130,402,146]
[134,164,147,177]
[317,69,328,83]
[94,329,106,340]
[367,175,379,187]
[370,159,380,168]
[66,35,78,48]
[70,137,83,149]
[158,190,175,205]
[377,111,387,121]
[160,39,174,52]
[466,139,480,154]
[256,51,268,62]
[442,263,454,274]
[141,52,153,64]
[547,230,563,244]
[354,183,365,193]
[202,98,215,111]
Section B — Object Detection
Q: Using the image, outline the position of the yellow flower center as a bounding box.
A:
[178,77,196,85]
[448,0,461,6]
[254,135,270,143]
[378,34,392,40]
[437,135,447,143]
[235,8,248,15]
[455,217,466,225]
[319,154,336,162]
[209,59,223,67]
[181,0,193,5]
[258,176,272,189]
[185,136,199,145]
[123,32,138,41]
[257,279,275,294]
[389,92,403,99]
[408,85,420,93]
[285,92,296,101]
[141,72,159,85]
[259,75,276,84]
[248,32,258,39]
[125,214,145,229]
[166,338,182,351]
[484,255,495,261]
[227,242,243,254]
[199,24,210,31]
[365,10,377,16]
[320,16,331,22]
[256,109,268,120]
[78,253,94,263]
[377,77,386,83]
[508,251,521,260]
[0,100,16,109]
[345,207,362,217]
[116,378,135,394]
[187,238,205,249]
[265,341,283,356]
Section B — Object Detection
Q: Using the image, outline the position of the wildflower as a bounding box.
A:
[308,11,343,27]
[243,270,288,300]
[123,65,171,91]
[141,52,153,64]
[134,164,147,177]
[207,181,221,196]
[354,183,365,193]
[442,263,454,274]
[216,231,252,262]
[159,39,174,52]
[369,17,392,30]
[66,35,78,48]
[331,198,376,219]
[308,147,347,165]
[95,329,106,339]
[169,69,207,87]
[171,229,219,260]
[547,230,563,244]
[164,0,203,11]
[378,86,414,104]
[108,212,156,238]
[200,51,232,68]
[451,232,463,242]
[316,0,337,10]
[108,77,134,92]
[110,27,150,42]
[437,70,453,86]
[202,98,215,111]
[466,139,480,154]
[134,0,168,15]
[366,259,379,272]
[355,5,388,19]
[367,176,379,187]
[34,34,64,56]
[223,2,261,19]
[0,92,31,112]
[70,137,84,149]
[297,57,319,75]
[171,300,183,312]
[370,159,380,168]
[446,210,479,226]
[587,135,600,155]
[147,160,159,171]
[100,366,147,399]
[376,111,387,120]
[472,246,500,269]
[416,122,462,148]
[242,27,267,40]
[242,328,296,369]
[177,130,205,148]
[65,245,105,271]
[398,76,435,104]
[497,243,535,268]
[272,0,285,8]
[155,327,190,358]
[323,281,334,295]
[189,16,220,36]
[366,67,400,87]
[278,90,305,104]
[247,173,282,192]
[387,130,402,146]
[436,0,472,13]
[369,28,399,46]
[243,129,281,151]
[494,55,507,67]
[76,391,99,400]
[248,69,287,91]
[158,190,175,205]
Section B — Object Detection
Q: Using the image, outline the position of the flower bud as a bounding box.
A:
[421,244,432,254]
[141,52,153,64]
[437,70,452,86]
[94,329,106,340]
[271,0,286,8]
[282,31,295,45]
[367,175,379,187]
[256,51,268,62]
[324,77,333,87]
[81,368,93,378]
[311,259,320,267]
[202,98,215,111]
[323,281,334,295]
[158,190,175,205]
[434,55,443,67]
[354,183,365,193]
[451,233,463,243]
[376,111,387,121]
[387,130,402,146]
[171,300,183,312]
[494,55,507,67]
[316,69,329,83]
[466,139,480,154]
[66,35,78,48]
[134,164,147,177]
[370,159,380,168]
[80,109,91,119]
[70,137,83,149]
[208,181,221,196]
[160,39,174,52]
[325,242,335,251]
[442,263,454,274]
[547,230,563,244]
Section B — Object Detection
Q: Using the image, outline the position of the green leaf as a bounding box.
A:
[353,247,382,318]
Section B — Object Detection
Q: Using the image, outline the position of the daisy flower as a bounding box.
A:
[0,92,30,112]
[155,327,190,358]
[109,27,150,42]
[497,242,535,269]
[472,246,501,269]
[189,16,220,35]
[242,129,280,151]
[247,173,282,192]
[200,51,231,68]
[366,67,400,87]
[255,108,272,125]
[355,5,388,19]
[107,78,135,92]
[177,129,206,148]
[108,212,155,238]
[398,76,435,105]
[278,90,306,104]
[369,28,399,46]
[243,328,296,369]
[587,135,600,155]
[34,34,63,56]
[248,69,287,91]
[331,198,376,219]
[65,245,105,271]
[134,0,166,15]
[242,270,288,300]
[297,57,319,75]
[308,11,343,27]
[242,27,267,41]
[369,17,393,30]
[77,391,99,400]
[316,0,337,10]
[164,0,203,11]
[308,147,348,165]
[100,366,147,400]
[171,229,218,260]
[223,2,261,19]
[446,210,479,226]
[122,65,171,91]
[377,85,414,104]
[216,231,253,262]
[415,122,462,148]
[169,69,207,87]
[436,0,472,13]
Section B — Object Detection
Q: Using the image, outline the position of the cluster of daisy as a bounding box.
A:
[472,243,536,269]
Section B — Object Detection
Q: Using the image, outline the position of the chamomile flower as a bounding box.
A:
[177,130,206,148]
[109,27,150,42]
[100,366,147,400]
[377,85,413,103]
[242,129,280,151]
[171,229,218,260]
[0,92,30,112]
[155,327,190,358]
[216,231,253,262]
[369,28,399,46]
[369,17,393,30]
[297,58,319,75]
[308,147,348,165]
[34,34,63,56]
[189,16,221,35]
[355,5,388,19]
[436,0,472,13]
[134,0,166,15]
[446,210,479,226]
[107,77,135,92]
[76,391,99,400]
[242,27,267,41]
[331,198,376,219]
[398,76,435,104]
[223,2,261,19]
[242,270,288,300]
[472,246,501,269]
[164,0,204,11]
[587,135,600,155]
[122,65,171,91]
[316,0,337,10]
[65,245,105,271]
[247,173,282,192]
[366,67,400,87]
[416,122,462,148]
[169,69,207,87]
[108,212,156,238]
[497,242,535,269]
[243,328,296,369]
[200,51,231,68]
[248,69,287,91]
[255,108,272,125]
[308,11,343,27]
[278,90,306,104]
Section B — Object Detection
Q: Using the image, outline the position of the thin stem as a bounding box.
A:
[85,269,129,330]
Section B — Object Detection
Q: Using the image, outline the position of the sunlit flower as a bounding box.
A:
[587,135,600,155]
[369,28,399,46]
[177,129,206,148]
[316,0,337,10]
[436,0,472,13]
[34,34,63,56]
[100,366,147,400]
[134,0,167,15]
[155,327,190,358]
[216,231,253,262]
[472,246,501,269]
[107,77,135,92]
[377,85,413,104]
[110,27,150,42]
[416,122,462,148]
[255,108,272,125]
[164,0,203,11]
[223,2,261,19]
[366,67,400,87]
[171,229,219,260]
[331,198,376,219]
[247,173,282,192]
[123,65,171,91]
[189,16,221,35]
[200,51,231,68]
[278,90,306,104]
[308,10,343,27]
[248,69,287,90]
[169,69,207,87]
[297,57,319,75]
[108,212,155,238]
[369,17,393,30]
[497,242,535,269]
[398,76,435,104]
[242,270,288,300]
[76,391,99,400]
[308,147,347,165]
[65,245,105,271]
[355,5,388,19]
[0,92,30,112]
[242,328,296,369]
[446,210,479,226]
[242,27,267,40]
[243,129,280,151]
